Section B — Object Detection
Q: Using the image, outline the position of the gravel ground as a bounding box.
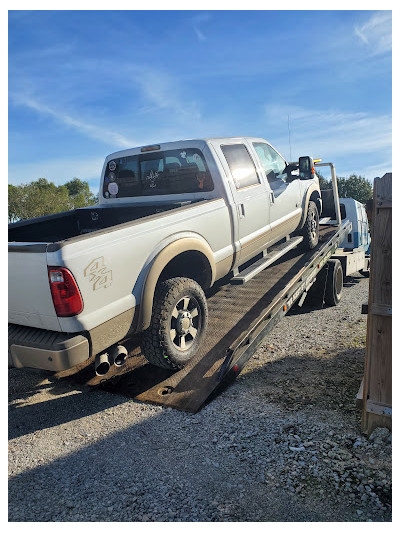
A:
[8,273,392,522]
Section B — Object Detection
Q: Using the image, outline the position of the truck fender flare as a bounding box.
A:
[299,183,321,228]
[139,237,216,331]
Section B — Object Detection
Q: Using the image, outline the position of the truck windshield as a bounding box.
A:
[103,148,214,198]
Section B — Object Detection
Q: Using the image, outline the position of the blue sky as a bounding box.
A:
[8,10,392,192]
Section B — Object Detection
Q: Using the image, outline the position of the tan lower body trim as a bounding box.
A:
[89,306,139,356]
[215,255,234,280]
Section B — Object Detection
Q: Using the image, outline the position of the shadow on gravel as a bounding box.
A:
[9,342,365,441]
[343,277,364,289]
[8,393,128,441]
[236,347,366,414]
[8,345,374,522]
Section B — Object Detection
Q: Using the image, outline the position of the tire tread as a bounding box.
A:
[141,277,208,370]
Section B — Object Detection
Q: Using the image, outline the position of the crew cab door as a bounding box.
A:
[251,142,302,242]
[216,141,271,264]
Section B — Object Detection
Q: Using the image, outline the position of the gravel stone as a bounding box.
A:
[8,274,391,522]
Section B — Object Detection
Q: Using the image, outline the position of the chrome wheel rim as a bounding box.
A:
[170,295,201,351]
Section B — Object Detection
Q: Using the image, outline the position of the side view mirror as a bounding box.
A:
[285,162,298,173]
[298,156,315,180]
[284,162,299,182]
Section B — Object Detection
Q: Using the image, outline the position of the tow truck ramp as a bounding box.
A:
[53,220,351,413]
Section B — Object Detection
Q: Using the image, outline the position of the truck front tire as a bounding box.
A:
[141,277,208,370]
[302,201,319,249]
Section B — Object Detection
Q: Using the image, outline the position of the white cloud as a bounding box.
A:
[191,13,211,42]
[10,94,137,149]
[131,66,202,122]
[341,159,393,181]
[354,26,368,45]
[264,104,391,162]
[193,26,207,42]
[354,11,392,54]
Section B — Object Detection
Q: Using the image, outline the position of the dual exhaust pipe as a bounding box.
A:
[95,345,128,376]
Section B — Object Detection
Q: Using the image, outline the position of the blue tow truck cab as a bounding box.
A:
[338,198,371,254]
[332,198,371,277]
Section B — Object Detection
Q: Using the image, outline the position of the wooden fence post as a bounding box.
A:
[362,173,392,435]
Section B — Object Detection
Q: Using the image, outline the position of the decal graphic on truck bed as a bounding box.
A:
[84,257,113,290]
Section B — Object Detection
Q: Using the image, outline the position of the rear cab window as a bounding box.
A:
[103,148,214,198]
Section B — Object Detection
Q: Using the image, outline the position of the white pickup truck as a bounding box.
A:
[8,137,322,373]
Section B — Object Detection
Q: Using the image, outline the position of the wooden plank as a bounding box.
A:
[376,200,392,209]
[366,400,392,416]
[370,303,392,317]
[362,173,392,435]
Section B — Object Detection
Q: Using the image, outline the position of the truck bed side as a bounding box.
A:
[9,199,233,339]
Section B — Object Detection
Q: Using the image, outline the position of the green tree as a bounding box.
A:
[339,174,373,204]
[8,184,21,223]
[315,173,373,204]
[8,178,97,222]
[336,177,347,198]
[316,171,330,190]
[65,178,97,209]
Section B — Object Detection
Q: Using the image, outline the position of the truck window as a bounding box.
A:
[253,142,287,185]
[103,148,214,198]
[221,144,260,189]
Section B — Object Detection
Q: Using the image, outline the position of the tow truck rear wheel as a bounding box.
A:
[325,259,343,306]
[302,201,319,250]
[141,277,208,370]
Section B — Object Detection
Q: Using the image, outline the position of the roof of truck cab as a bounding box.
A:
[187,137,268,143]
[204,136,264,140]
[105,137,268,159]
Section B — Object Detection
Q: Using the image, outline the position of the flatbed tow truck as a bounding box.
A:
[50,161,359,413]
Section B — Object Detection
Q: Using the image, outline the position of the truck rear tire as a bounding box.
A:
[302,201,319,250]
[305,269,326,307]
[325,259,343,306]
[141,277,208,370]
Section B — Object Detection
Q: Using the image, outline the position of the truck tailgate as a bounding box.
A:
[8,245,60,331]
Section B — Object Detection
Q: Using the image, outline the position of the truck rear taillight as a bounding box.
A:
[47,267,83,317]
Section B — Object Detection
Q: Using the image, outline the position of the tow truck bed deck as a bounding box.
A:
[53,222,350,412]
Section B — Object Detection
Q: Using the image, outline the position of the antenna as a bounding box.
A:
[287,114,292,161]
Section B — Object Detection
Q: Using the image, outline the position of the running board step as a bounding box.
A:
[231,236,304,284]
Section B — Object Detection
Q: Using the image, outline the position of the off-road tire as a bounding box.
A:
[325,259,343,306]
[141,277,208,370]
[302,200,319,250]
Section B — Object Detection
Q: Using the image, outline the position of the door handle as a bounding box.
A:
[270,192,275,204]
[237,204,245,218]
